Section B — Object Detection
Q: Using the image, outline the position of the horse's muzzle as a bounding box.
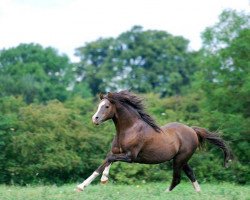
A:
[92,116,100,125]
[93,120,100,125]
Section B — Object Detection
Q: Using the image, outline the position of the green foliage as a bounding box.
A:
[202,9,249,52]
[0,96,24,183]
[0,99,99,184]
[192,9,250,184]
[110,162,171,184]
[0,92,248,185]
[75,26,196,96]
[0,44,73,103]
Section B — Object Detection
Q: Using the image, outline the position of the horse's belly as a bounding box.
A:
[135,146,177,164]
[134,129,180,164]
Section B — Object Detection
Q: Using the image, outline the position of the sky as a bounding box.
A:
[0,0,249,62]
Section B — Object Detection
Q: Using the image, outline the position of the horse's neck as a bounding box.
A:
[112,103,140,135]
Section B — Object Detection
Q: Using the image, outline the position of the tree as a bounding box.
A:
[202,9,249,52]
[2,99,114,184]
[199,10,250,116]
[0,96,25,183]
[194,10,250,183]
[0,43,73,103]
[75,26,197,96]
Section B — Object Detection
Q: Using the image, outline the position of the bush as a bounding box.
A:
[0,94,249,185]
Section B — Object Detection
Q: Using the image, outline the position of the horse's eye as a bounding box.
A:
[106,106,109,109]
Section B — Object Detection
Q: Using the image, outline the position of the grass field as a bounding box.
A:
[0,182,249,200]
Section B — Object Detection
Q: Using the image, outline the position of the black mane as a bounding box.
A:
[106,91,162,133]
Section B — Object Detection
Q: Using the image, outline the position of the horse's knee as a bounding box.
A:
[112,147,120,154]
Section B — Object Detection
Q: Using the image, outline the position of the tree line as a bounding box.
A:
[0,10,249,185]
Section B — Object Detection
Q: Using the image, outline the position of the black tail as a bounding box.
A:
[192,126,232,168]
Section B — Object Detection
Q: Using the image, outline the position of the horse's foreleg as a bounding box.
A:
[77,152,133,191]
[99,151,134,184]
[100,163,112,184]
[76,171,100,192]
[99,152,133,184]
[76,160,111,191]
[99,136,118,184]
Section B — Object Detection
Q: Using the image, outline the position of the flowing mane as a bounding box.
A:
[106,91,162,132]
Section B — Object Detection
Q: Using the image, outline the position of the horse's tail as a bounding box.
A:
[192,126,232,168]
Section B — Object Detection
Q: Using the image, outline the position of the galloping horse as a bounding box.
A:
[77,91,231,192]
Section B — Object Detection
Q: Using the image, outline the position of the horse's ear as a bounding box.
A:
[107,92,113,98]
[99,93,104,100]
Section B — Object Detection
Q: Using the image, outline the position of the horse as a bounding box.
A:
[76,91,231,192]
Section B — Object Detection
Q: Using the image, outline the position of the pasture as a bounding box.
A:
[0,182,249,200]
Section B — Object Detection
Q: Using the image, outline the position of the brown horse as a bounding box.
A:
[77,91,231,192]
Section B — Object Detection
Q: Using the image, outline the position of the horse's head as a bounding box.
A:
[92,93,115,125]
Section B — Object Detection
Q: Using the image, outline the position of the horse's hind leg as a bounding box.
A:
[167,150,198,192]
[183,164,201,192]
[166,167,181,192]
[166,155,186,192]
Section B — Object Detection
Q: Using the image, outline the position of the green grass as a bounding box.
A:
[0,182,249,200]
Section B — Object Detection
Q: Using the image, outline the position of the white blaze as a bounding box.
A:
[92,100,106,121]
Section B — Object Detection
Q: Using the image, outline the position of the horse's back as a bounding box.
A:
[161,122,194,133]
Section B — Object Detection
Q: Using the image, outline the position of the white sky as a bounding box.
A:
[0,0,249,62]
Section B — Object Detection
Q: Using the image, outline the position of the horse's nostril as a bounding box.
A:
[95,116,99,119]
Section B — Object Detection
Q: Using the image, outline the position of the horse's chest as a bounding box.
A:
[113,141,133,153]
[111,137,129,154]
[116,133,140,153]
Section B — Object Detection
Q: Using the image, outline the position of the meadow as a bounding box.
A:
[0,182,249,200]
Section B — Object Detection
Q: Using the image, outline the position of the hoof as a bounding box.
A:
[101,180,108,184]
[75,187,84,192]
